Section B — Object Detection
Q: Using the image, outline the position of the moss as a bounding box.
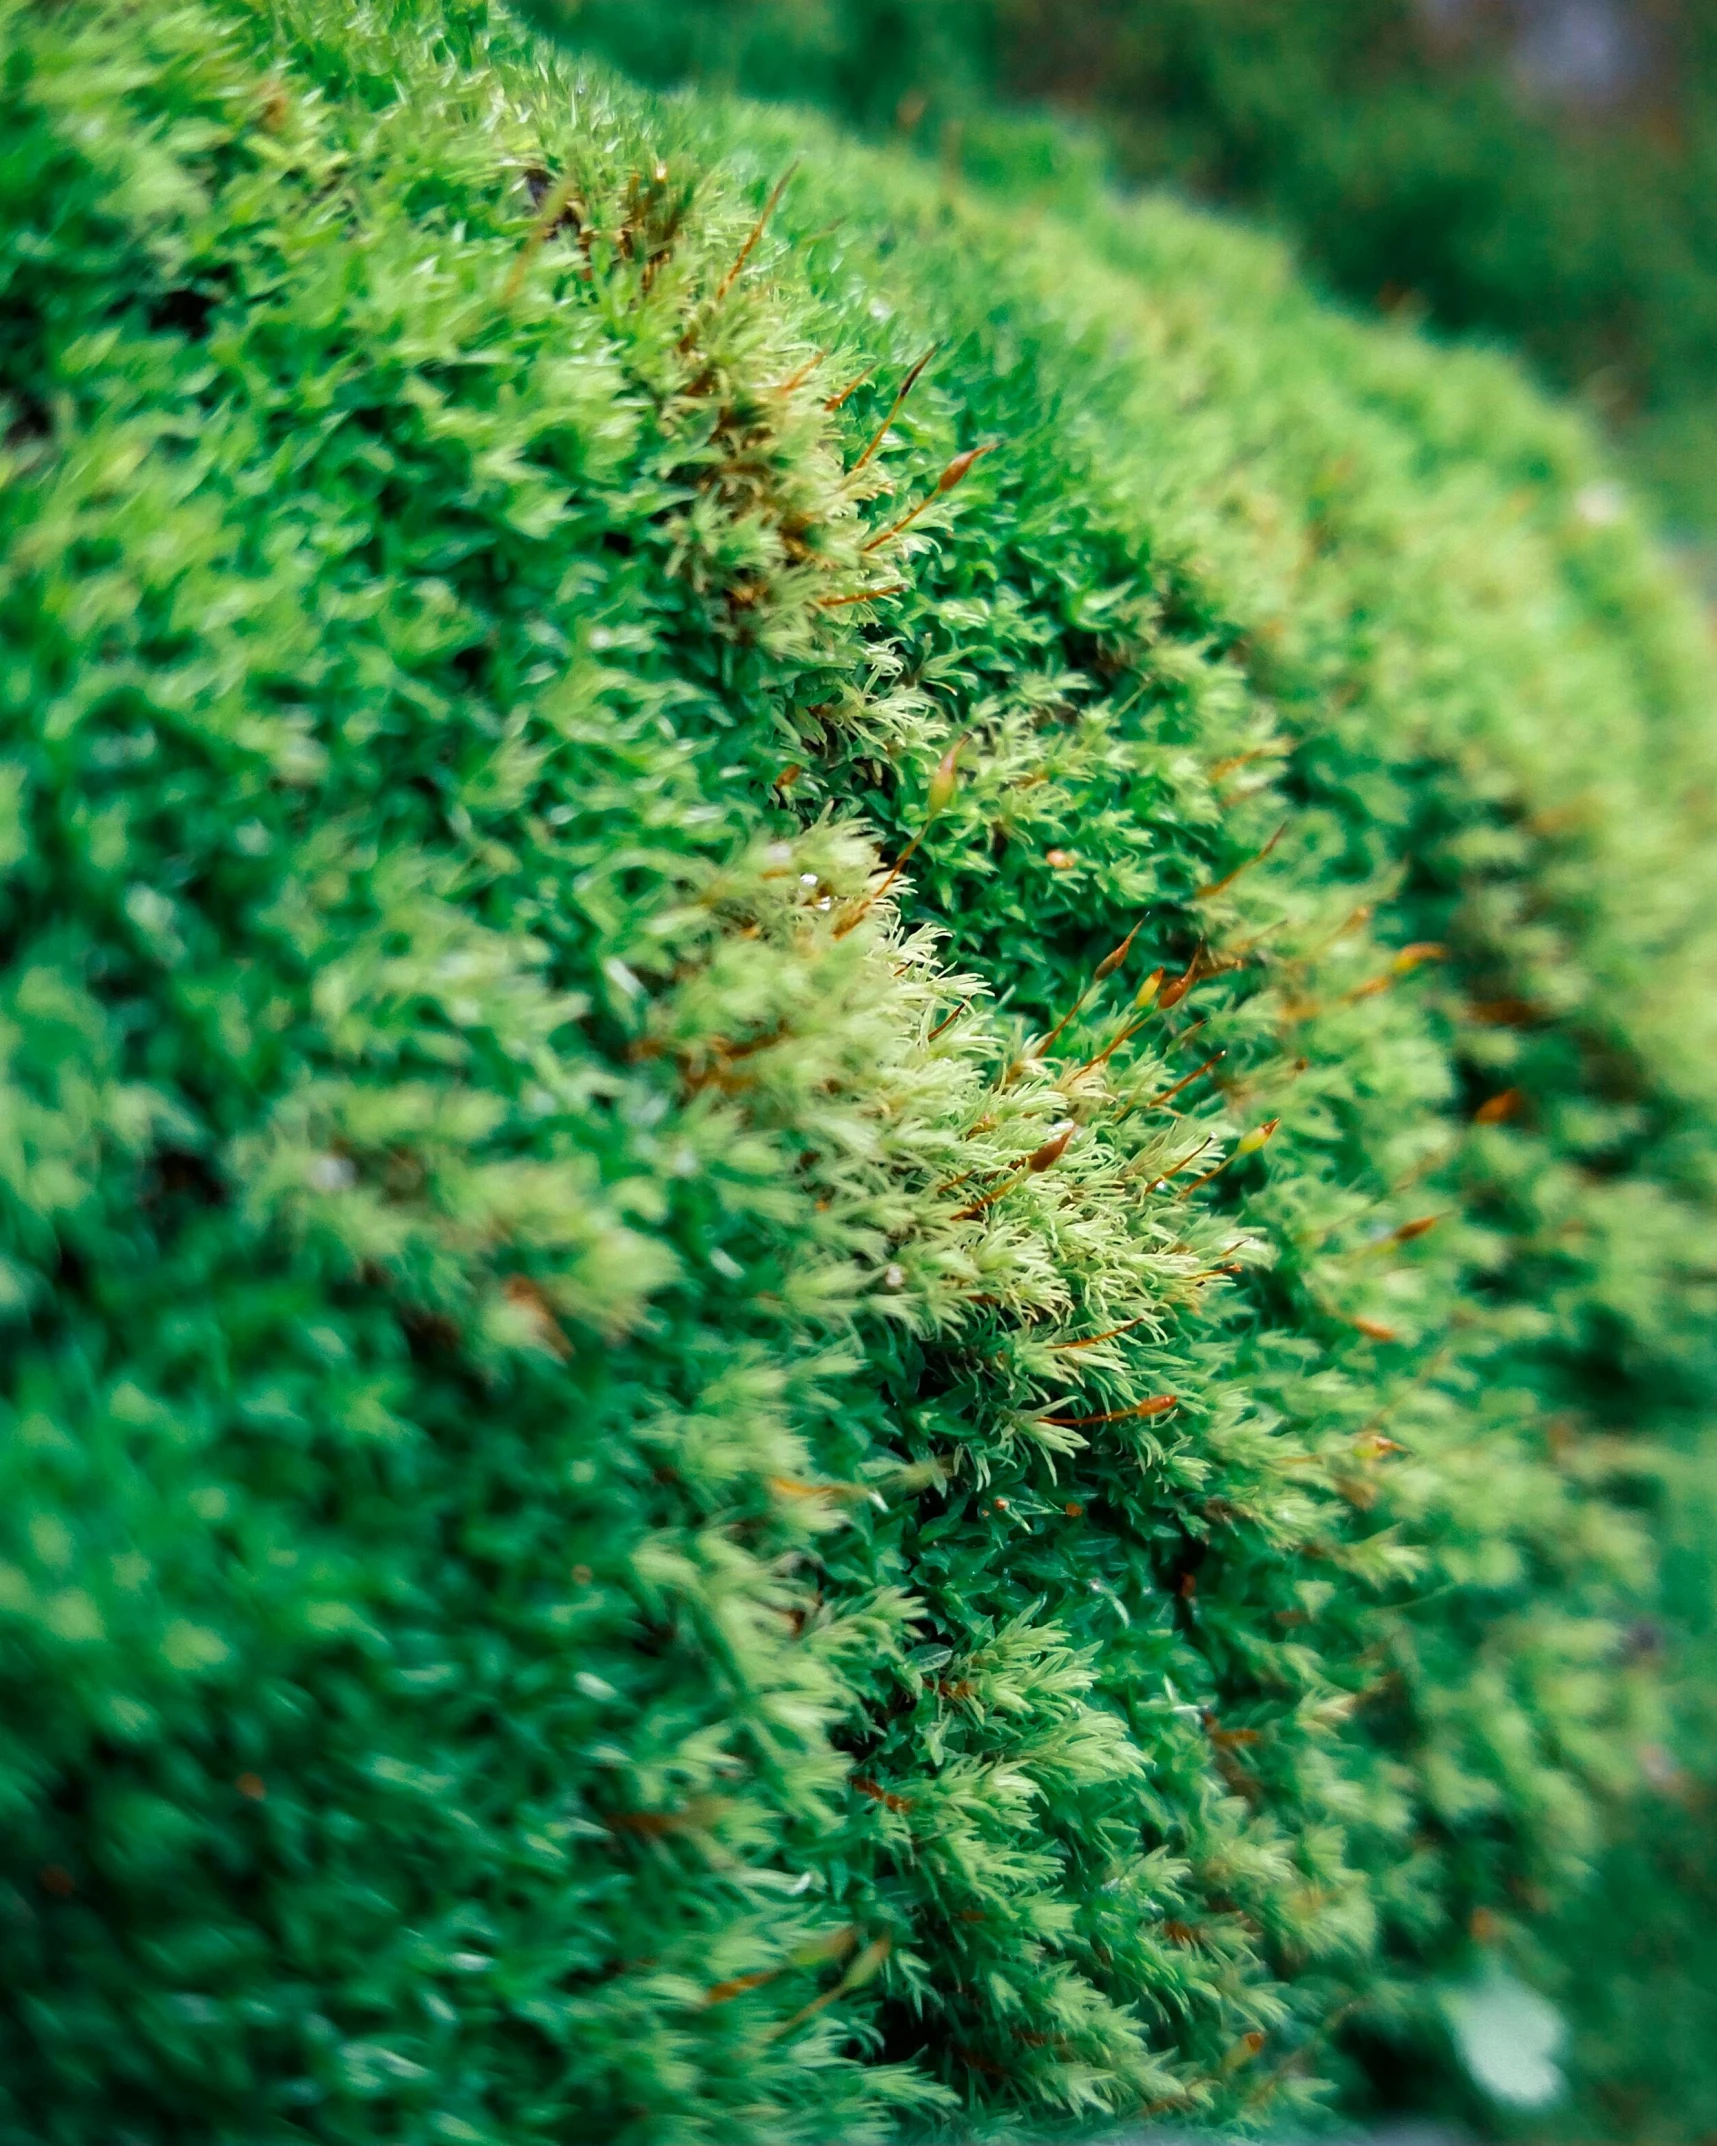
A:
[0,2,1712,2140]
[541,0,1717,542]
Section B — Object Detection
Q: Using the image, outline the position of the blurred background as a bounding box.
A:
[554,0,1717,558]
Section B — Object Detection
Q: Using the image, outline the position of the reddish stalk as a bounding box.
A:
[1039,1394,1179,1428]
[1173,1119,1279,1200]
[815,581,908,608]
[833,735,965,939]
[850,342,940,473]
[1047,1314,1152,1353]
[712,163,797,306]
[1195,822,1287,901]
[825,360,879,412]
[861,443,996,554]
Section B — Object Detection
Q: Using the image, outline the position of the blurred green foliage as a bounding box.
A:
[552,0,1717,533]
[3,0,1717,2139]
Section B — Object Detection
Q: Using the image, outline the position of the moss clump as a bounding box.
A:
[1,2,1713,2141]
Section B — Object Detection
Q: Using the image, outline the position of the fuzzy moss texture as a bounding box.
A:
[2,2,1715,2142]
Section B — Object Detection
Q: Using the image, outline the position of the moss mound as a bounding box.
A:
[1,2,1714,2140]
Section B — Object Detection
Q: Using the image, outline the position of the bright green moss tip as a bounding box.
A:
[1,2,1714,2141]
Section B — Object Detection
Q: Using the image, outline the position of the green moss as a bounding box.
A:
[542,0,1717,544]
[0,2,1713,2140]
